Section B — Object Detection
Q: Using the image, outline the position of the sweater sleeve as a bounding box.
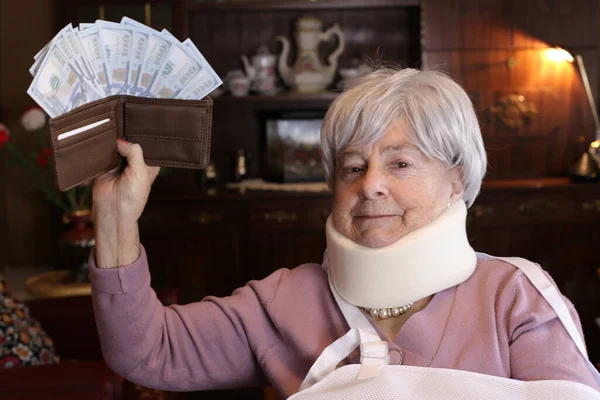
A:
[507,269,600,392]
[88,245,281,392]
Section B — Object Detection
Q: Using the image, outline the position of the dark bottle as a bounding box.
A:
[198,161,218,187]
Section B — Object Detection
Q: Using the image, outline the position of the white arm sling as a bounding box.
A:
[288,255,600,400]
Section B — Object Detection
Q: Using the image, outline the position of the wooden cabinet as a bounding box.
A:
[140,195,245,302]
[247,197,331,279]
[139,190,332,302]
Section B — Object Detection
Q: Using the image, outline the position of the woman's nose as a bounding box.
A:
[360,167,389,200]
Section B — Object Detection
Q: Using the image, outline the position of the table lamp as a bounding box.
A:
[552,48,600,180]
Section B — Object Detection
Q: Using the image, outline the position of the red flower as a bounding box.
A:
[36,147,52,168]
[0,124,10,148]
[0,355,22,368]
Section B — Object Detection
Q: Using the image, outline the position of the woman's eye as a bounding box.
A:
[343,166,364,175]
[395,162,409,169]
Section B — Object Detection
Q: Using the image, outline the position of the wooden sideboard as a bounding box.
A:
[140,185,332,302]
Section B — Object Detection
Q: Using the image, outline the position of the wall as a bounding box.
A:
[0,0,58,268]
[422,0,599,180]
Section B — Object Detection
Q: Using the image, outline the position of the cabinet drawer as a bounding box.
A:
[249,198,332,231]
[573,193,600,222]
[140,201,244,232]
[471,191,574,227]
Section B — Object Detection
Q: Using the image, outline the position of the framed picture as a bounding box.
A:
[261,110,325,183]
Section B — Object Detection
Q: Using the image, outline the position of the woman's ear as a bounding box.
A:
[449,167,465,203]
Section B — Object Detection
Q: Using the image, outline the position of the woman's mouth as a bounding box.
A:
[355,215,397,219]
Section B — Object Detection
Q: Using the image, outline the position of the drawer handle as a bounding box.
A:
[518,199,558,213]
[263,211,297,223]
[472,205,494,218]
[188,212,223,224]
[582,200,600,212]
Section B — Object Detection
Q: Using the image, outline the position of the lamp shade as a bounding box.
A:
[546,47,574,63]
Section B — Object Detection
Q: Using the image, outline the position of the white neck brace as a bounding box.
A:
[325,200,477,309]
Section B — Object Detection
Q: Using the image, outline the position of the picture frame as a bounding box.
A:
[261,110,326,183]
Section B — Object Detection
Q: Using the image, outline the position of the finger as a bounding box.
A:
[148,166,161,181]
[117,139,146,168]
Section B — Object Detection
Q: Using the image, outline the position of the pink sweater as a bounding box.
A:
[89,246,600,397]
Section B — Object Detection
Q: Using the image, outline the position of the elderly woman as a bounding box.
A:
[90,68,600,398]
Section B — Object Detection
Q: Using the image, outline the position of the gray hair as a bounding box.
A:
[321,68,487,207]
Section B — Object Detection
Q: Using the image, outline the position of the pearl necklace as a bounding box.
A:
[364,303,414,319]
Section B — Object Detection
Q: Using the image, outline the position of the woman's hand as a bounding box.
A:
[92,139,160,269]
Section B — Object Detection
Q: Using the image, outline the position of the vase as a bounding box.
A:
[59,209,95,283]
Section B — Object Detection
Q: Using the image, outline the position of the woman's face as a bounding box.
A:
[332,122,464,248]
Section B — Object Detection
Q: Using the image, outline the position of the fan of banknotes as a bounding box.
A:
[27,17,223,119]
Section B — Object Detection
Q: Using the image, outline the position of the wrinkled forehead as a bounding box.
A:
[336,118,420,160]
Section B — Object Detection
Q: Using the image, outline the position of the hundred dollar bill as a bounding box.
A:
[77,76,104,105]
[121,17,172,97]
[27,44,99,118]
[150,41,203,98]
[30,27,102,99]
[56,29,103,99]
[161,29,176,39]
[29,55,44,77]
[176,69,222,100]
[96,25,133,94]
[156,29,221,99]
[77,27,111,96]
[62,24,97,86]
[129,29,149,95]
[34,43,50,60]
[73,27,98,84]
[177,39,222,100]
[79,23,95,30]
[31,28,82,78]
[97,20,149,96]
[52,27,89,80]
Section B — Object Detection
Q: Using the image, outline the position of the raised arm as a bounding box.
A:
[92,138,158,270]
[90,140,273,391]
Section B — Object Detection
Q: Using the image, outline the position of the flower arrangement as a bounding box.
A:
[0,106,92,213]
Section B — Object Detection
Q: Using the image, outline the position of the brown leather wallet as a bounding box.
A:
[48,95,213,191]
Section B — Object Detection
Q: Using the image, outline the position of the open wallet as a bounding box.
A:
[48,95,213,191]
